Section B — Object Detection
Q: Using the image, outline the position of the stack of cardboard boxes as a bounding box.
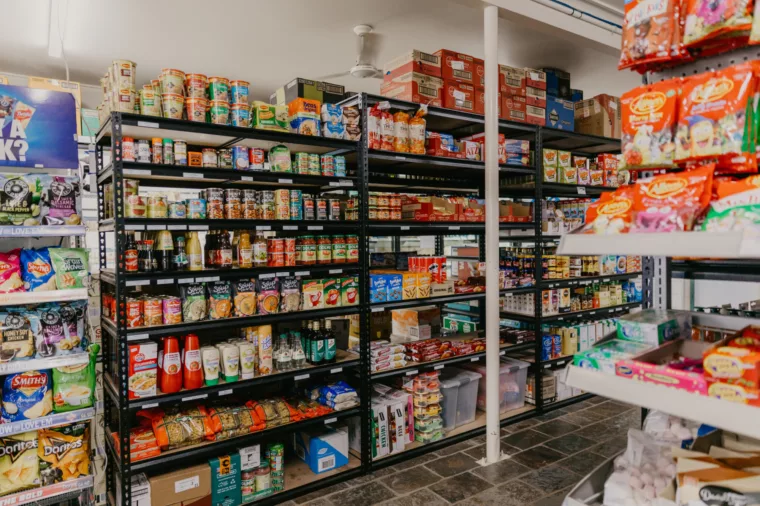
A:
[499,66,547,126]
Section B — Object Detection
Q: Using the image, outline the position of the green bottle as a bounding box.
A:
[324,319,336,363]
[311,321,324,364]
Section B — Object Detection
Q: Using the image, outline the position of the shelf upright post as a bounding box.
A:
[483,3,501,464]
[534,128,544,413]
[358,94,372,473]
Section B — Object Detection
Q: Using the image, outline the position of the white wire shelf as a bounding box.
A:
[0,408,95,438]
[0,353,90,375]
[0,289,88,306]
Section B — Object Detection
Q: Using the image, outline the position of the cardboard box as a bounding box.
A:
[524,68,547,90]
[209,455,240,506]
[443,316,478,334]
[557,151,573,183]
[498,65,526,96]
[474,88,500,116]
[391,306,441,337]
[525,105,546,126]
[617,339,712,395]
[460,132,508,164]
[271,78,344,106]
[401,195,459,221]
[28,76,83,136]
[546,97,574,131]
[543,149,558,182]
[430,281,455,297]
[380,72,443,106]
[117,473,151,506]
[525,86,547,108]
[442,81,477,113]
[383,50,441,81]
[502,94,527,123]
[149,465,211,506]
[541,67,572,99]
[499,201,532,222]
[434,49,478,85]
[294,427,349,474]
[460,198,485,222]
[571,89,584,102]
[574,94,621,139]
[371,398,391,459]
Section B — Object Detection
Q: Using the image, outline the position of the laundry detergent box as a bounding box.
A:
[616,310,692,346]
[294,426,349,474]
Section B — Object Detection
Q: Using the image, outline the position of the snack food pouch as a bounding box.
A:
[180,283,207,322]
[632,164,715,232]
[38,422,90,484]
[0,249,24,293]
[49,248,89,289]
[42,175,81,226]
[38,302,86,356]
[409,107,427,155]
[207,280,232,320]
[2,370,53,422]
[683,0,754,48]
[751,0,760,42]
[233,279,257,316]
[393,111,410,153]
[675,63,757,171]
[0,173,43,226]
[52,353,95,413]
[581,187,637,234]
[0,431,39,495]
[619,0,679,71]
[20,247,55,292]
[368,105,382,150]
[621,80,679,169]
[703,174,760,230]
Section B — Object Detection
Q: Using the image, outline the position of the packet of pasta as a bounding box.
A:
[674,63,757,171]
[632,164,715,232]
[581,186,636,234]
[619,0,679,71]
[683,0,754,49]
[621,80,679,169]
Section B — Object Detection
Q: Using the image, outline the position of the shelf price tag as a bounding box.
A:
[183,172,204,179]
[308,226,323,231]
[178,278,195,284]
[499,350,506,356]
[433,364,445,370]
[395,156,407,161]
[405,370,419,376]
[371,307,385,313]
[329,269,342,275]
[400,226,410,231]
[156,279,174,285]
[294,374,310,381]
[295,271,310,277]
[278,178,293,184]
[167,225,187,231]
[449,226,461,231]
[124,169,151,176]
[283,226,298,231]
[241,176,253,182]
[147,224,166,231]
[470,357,479,362]
[137,121,159,128]
[189,225,209,231]
[329,181,341,187]
[276,272,290,277]
[324,417,338,425]
[340,180,353,186]
[218,389,233,397]
[577,187,586,195]
[125,280,148,287]
[259,273,276,280]
[330,368,342,374]
[182,394,208,402]
[125,225,145,231]
[256,226,271,231]
[140,403,159,409]
[544,364,551,369]
[130,333,150,341]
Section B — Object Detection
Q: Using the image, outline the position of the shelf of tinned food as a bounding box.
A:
[96,112,359,154]
[98,161,357,189]
[363,149,535,177]
[6,476,94,506]
[109,351,360,411]
[370,405,537,470]
[0,288,89,306]
[0,353,90,375]
[564,365,760,440]
[539,273,642,289]
[541,302,642,323]
[367,221,488,235]
[370,342,535,380]
[100,264,360,287]
[0,225,87,238]
[101,305,362,340]
[107,407,361,473]
[99,218,358,233]
[0,407,96,438]
[557,230,760,259]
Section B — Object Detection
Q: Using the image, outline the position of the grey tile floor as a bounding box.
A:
[281,398,639,506]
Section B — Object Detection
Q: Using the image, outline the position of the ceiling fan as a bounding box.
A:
[318,25,383,80]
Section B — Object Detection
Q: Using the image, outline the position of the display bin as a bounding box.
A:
[464,357,530,413]
[562,452,618,506]
[439,368,481,430]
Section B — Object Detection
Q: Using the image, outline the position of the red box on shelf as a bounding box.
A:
[499,65,526,96]
[460,198,485,222]
[442,81,477,113]
[526,86,547,108]
[383,49,442,81]
[475,88,501,116]
[474,58,486,87]
[461,132,508,164]
[401,195,461,222]
[380,72,444,106]
[426,136,466,159]
[525,105,546,126]
[435,49,478,85]
[525,68,547,90]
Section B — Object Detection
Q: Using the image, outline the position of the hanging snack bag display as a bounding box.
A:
[2,370,53,422]
[619,0,680,72]
[38,422,91,484]
[0,174,43,226]
[581,187,637,234]
[0,431,39,495]
[683,0,754,49]
[42,175,81,226]
[703,174,760,231]
[632,163,715,232]
[675,63,757,171]
[621,80,679,169]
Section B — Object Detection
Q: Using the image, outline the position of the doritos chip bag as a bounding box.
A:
[581,187,636,234]
[632,164,715,232]
[675,63,757,172]
[38,422,90,485]
[0,431,39,495]
[621,80,680,169]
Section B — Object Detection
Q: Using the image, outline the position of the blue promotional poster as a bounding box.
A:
[0,84,78,169]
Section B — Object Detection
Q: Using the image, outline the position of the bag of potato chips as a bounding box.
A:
[50,248,89,289]
[0,431,39,495]
[38,422,90,485]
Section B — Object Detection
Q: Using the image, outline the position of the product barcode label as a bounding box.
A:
[453,90,466,101]
[137,121,159,128]
[319,456,336,471]
[577,187,586,195]
[294,374,310,381]
[451,61,465,70]
[218,389,233,397]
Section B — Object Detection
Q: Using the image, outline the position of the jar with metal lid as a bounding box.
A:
[368,193,378,207]
[346,235,359,263]
[218,148,233,168]
[328,199,341,221]
[147,196,168,218]
[368,206,378,220]
[317,236,332,264]
[137,140,151,163]
[202,148,218,168]
[331,235,346,263]
[377,194,390,207]
[299,236,316,265]
[174,140,188,165]
[377,206,390,221]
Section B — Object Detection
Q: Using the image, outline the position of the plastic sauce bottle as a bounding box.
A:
[187,232,203,271]
[183,334,203,390]
[160,336,182,394]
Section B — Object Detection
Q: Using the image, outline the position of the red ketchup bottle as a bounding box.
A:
[183,334,203,390]
[160,336,182,394]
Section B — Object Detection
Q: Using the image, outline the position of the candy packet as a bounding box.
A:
[621,80,679,169]
[0,249,24,293]
[703,176,760,231]
[619,0,680,72]
[683,0,754,49]
[580,187,637,234]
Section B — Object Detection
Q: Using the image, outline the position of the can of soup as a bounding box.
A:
[232,146,249,170]
[249,148,265,170]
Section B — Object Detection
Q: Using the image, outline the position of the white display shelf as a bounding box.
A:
[557,230,760,258]
[0,476,93,506]
[0,289,88,307]
[0,408,95,437]
[0,353,89,375]
[0,225,87,238]
[565,365,760,439]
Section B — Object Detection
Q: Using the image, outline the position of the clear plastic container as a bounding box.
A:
[464,357,530,413]
[414,415,443,432]
[439,374,461,431]
[440,368,482,429]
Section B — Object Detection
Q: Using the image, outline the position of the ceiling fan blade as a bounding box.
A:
[316,71,351,81]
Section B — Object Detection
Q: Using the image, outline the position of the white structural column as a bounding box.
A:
[483,3,501,465]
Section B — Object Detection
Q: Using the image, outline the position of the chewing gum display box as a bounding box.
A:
[435,49,480,85]
[616,310,692,346]
[383,50,442,81]
[380,72,444,106]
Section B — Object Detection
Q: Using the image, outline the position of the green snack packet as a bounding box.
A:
[49,248,89,289]
[52,357,95,412]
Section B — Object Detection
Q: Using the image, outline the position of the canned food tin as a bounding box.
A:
[377,207,390,221]
[143,297,163,327]
[168,201,187,219]
[303,195,315,221]
[218,148,233,169]
[389,194,401,208]
[390,209,402,220]
[294,153,309,175]
[202,148,218,168]
[377,194,390,207]
[260,191,275,220]
[186,199,207,219]
[335,155,346,177]
[125,195,146,218]
[162,297,182,325]
[151,138,163,164]
[124,179,139,198]
[224,189,242,219]
[174,140,188,165]
[308,154,320,175]
[289,190,303,221]
[329,199,341,221]
[126,299,143,328]
[316,198,328,221]
[267,238,285,253]
[242,190,257,219]
[147,196,168,218]
[230,104,250,127]
[207,188,225,219]
[122,137,136,161]
[162,139,174,165]
[284,238,296,253]
[285,251,297,267]
[231,146,249,170]
[320,155,335,176]
[249,148,265,170]
[137,140,151,163]
[368,207,378,220]
[368,193,378,207]
[267,252,285,267]
[274,190,290,220]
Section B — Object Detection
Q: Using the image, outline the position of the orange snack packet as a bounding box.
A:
[619,0,679,71]
[632,164,715,232]
[674,63,757,171]
[715,174,760,199]
[581,186,636,234]
[408,107,427,155]
[683,0,754,49]
[393,111,410,153]
[621,80,679,169]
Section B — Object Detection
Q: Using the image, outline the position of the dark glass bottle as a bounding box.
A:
[172,236,188,271]
[218,231,233,269]
[124,232,138,272]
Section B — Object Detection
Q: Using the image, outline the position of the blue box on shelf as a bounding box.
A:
[370,275,388,303]
[546,97,574,131]
[386,274,403,302]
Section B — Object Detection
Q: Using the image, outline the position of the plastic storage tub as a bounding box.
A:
[440,368,481,430]
[464,358,530,413]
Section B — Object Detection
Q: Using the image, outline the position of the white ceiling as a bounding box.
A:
[0,0,638,106]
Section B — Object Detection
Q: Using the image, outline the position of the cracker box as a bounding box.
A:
[371,398,391,458]
[526,86,547,108]
[442,81,477,113]
[460,132,507,164]
[209,454,241,506]
[575,94,621,139]
[524,68,547,90]
[383,50,441,81]
[380,72,443,106]
[392,306,441,338]
[434,49,478,85]
[370,275,387,304]
[543,149,558,182]
[575,156,590,185]
[547,97,574,131]
[402,272,417,300]
[499,65,526,96]
[557,151,572,183]
[416,272,432,298]
[386,274,403,302]
[525,105,546,126]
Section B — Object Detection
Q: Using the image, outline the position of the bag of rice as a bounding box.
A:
[49,248,89,289]
[20,248,55,292]
[0,249,24,293]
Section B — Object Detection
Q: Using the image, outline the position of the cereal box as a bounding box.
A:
[557,151,572,184]
[543,149,558,182]
[415,272,431,298]
[589,159,604,186]
[575,156,590,185]
[127,342,157,400]
[341,277,359,306]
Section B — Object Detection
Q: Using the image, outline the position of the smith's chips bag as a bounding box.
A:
[1,370,53,422]
[20,247,55,292]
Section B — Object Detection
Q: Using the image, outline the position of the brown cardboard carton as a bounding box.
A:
[380,72,443,106]
[574,94,621,139]
[383,50,441,81]
[149,465,211,506]
[27,76,83,136]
